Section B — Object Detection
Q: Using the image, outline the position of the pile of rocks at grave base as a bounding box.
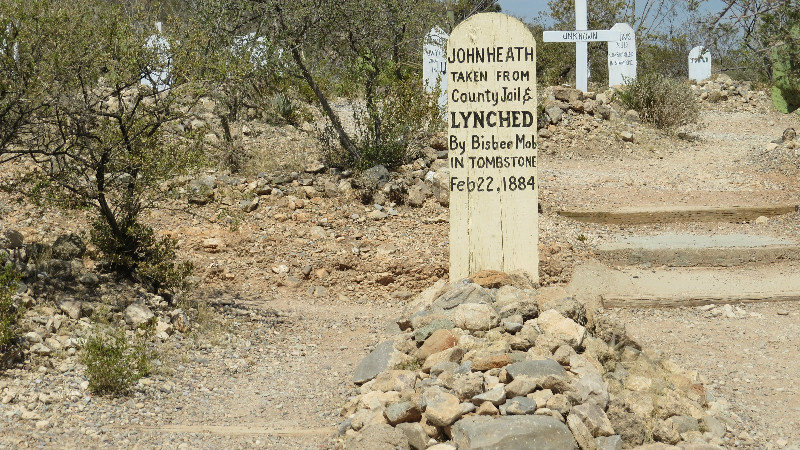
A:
[690,74,769,110]
[338,272,729,450]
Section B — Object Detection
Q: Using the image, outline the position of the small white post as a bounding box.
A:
[575,0,588,92]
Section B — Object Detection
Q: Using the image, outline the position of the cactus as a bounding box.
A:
[771,25,800,114]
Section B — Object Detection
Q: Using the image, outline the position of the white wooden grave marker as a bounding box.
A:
[688,46,711,82]
[447,13,538,280]
[542,0,620,92]
[143,22,171,90]
[607,23,636,87]
[423,27,449,110]
[2,23,18,62]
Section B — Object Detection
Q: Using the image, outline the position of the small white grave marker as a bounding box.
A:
[688,46,711,82]
[447,13,538,280]
[2,23,18,61]
[423,27,449,110]
[233,32,271,68]
[607,23,636,87]
[542,0,620,92]
[143,22,171,90]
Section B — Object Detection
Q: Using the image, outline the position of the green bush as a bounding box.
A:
[81,327,152,396]
[617,74,699,129]
[91,219,193,294]
[323,76,443,171]
[0,258,21,366]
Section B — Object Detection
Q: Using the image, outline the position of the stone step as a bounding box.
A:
[596,233,800,267]
[558,204,798,224]
[567,261,800,309]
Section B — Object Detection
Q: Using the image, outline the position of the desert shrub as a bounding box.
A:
[91,219,192,294]
[618,74,699,129]
[81,327,152,396]
[0,258,21,366]
[323,76,443,171]
[0,0,200,293]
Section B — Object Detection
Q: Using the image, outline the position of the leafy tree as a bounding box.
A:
[451,0,502,25]
[0,0,198,291]
[197,0,444,170]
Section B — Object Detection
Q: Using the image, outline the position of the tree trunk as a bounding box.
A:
[288,46,360,164]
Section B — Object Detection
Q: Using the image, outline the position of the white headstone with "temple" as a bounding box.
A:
[447,13,538,281]
[607,23,636,87]
[688,46,711,82]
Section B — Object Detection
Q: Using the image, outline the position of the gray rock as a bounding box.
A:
[434,283,494,310]
[567,413,596,450]
[506,359,566,380]
[505,376,538,397]
[538,310,586,349]
[570,373,610,410]
[30,343,52,355]
[52,234,86,260]
[188,175,216,205]
[595,435,623,450]
[239,198,259,212]
[254,179,272,195]
[424,389,463,426]
[506,396,537,415]
[450,303,499,331]
[700,415,726,438]
[546,394,572,416]
[124,302,155,328]
[453,372,485,400]
[384,401,421,425]
[502,318,523,333]
[345,423,410,450]
[498,300,539,321]
[78,273,99,287]
[595,105,612,120]
[412,318,454,343]
[23,332,43,344]
[667,415,699,434]
[354,165,389,191]
[430,361,459,377]
[620,131,634,143]
[472,386,506,406]
[452,415,577,450]
[337,419,352,436]
[395,422,428,450]
[572,403,615,437]
[4,230,24,249]
[354,341,397,385]
[59,300,83,320]
[546,106,564,124]
[545,297,587,325]
[407,182,432,207]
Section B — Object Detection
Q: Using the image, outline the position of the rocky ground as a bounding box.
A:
[0,75,799,449]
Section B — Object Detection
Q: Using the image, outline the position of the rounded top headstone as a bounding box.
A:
[688,46,712,82]
[607,23,636,87]
[446,12,539,281]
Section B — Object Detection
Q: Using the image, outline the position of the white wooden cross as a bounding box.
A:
[542,0,620,92]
